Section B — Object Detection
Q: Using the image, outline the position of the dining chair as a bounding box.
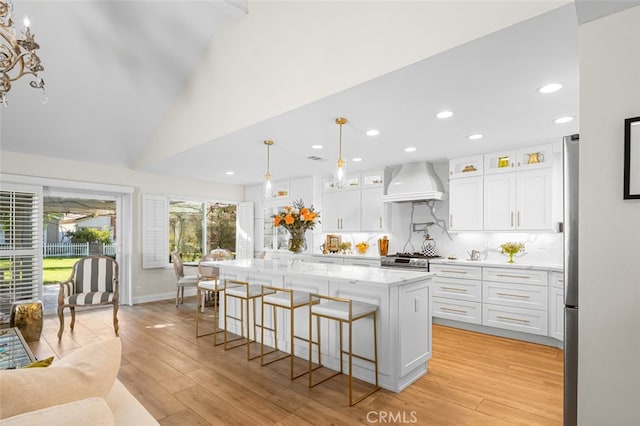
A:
[171,251,199,306]
[195,254,223,344]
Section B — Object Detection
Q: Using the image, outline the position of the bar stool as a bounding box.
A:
[195,262,223,345]
[223,279,268,360]
[260,286,319,379]
[308,294,380,406]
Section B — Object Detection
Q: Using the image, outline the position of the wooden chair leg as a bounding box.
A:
[113,303,119,335]
[176,286,180,306]
[70,307,76,330]
[57,306,64,339]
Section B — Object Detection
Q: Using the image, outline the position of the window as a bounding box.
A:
[169,200,237,261]
[142,194,252,268]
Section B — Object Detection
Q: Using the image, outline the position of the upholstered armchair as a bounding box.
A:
[57,256,119,339]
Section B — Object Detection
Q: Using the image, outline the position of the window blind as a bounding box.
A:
[235,201,254,260]
[0,186,42,319]
[141,194,168,269]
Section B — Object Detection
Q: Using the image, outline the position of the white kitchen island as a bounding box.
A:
[205,259,434,393]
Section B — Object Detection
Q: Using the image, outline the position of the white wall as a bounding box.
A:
[578,6,640,424]
[0,151,244,302]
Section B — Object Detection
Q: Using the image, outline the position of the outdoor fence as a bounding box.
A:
[43,243,117,257]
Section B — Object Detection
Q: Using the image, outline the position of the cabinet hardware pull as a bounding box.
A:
[337,219,340,229]
[558,279,564,283]
[497,292,530,299]
[441,287,468,292]
[379,217,382,228]
[442,307,467,314]
[496,273,530,279]
[497,315,530,324]
[450,214,453,227]
[511,212,514,227]
[441,270,468,274]
[517,211,521,227]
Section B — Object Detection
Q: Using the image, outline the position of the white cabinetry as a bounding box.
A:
[482,267,548,336]
[430,264,482,324]
[548,271,564,341]
[323,170,385,233]
[483,165,553,231]
[323,189,361,232]
[449,177,483,231]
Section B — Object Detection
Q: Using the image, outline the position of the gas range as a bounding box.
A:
[380,253,442,272]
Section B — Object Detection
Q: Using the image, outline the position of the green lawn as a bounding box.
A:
[43,257,81,284]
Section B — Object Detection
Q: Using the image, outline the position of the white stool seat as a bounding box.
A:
[311,300,377,321]
[263,290,310,308]
[226,284,263,298]
[197,280,220,291]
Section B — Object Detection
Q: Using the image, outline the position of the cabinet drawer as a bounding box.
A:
[483,267,547,286]
[483,281,548,310]
[550,271,564,289]
[482,304,548,336]
[433,277,481,302]
[430,264,482,280]
[433,298,481,325]
[311,256,344,265]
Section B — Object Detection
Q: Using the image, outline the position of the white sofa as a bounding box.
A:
[0,338,158,425]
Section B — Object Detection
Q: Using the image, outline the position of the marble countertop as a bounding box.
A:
[205,259,433,286]
[429,258,563,272]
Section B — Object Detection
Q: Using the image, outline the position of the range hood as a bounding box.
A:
[382,161,445,202]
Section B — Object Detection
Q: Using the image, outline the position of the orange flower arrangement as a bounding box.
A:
[273,200,320,252]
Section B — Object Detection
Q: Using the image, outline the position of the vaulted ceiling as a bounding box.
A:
[2,1,638,186]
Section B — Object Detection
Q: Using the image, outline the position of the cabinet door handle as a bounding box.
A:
[497,315,530,324]
[497,292,530,299]
[441,269,467,274]
[441,286,468,292]
[442,307,468,314]
[558,279,565,283]
[511,212,514,227]
[517,211,521,227]
[496,273,530,279]
[449,214,453,227]
[379,217,382,228]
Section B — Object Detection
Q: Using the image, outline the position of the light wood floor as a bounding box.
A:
[31,299,563,425]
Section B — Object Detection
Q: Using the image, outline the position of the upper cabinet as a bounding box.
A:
[449,176,484,231]
[449,155,484,179]
[450,143,556,232]
[322,170,386,233]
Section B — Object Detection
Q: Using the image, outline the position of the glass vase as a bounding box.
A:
[288,229,307,253]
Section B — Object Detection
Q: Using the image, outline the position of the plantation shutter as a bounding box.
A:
[0,184,42,319]
[236,201,254,260]
[141,194,168,269]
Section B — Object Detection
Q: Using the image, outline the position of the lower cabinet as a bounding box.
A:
[431,262,562,344]
[482,267,548,336]
[430,264,482,325]
[548,271,564,341]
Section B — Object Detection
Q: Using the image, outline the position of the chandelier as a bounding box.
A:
[0,0,45,106]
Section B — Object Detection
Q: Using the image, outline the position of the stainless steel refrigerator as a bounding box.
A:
[563,134,579,426]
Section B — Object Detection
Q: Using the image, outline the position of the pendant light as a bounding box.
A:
[264,140,274,198]
[335,117,347,188]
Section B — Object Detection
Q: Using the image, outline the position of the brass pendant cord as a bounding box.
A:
[336,117,347,169]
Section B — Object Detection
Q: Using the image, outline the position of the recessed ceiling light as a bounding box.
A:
[436,110,454,119]
[311,144,323,149]
[365,129,380,136]
[404,147,417,152]
[554,116,574,124]
[352,157,363,162]
[539,83,563,94]
[468,134,483,140]
[225,171,234,176]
